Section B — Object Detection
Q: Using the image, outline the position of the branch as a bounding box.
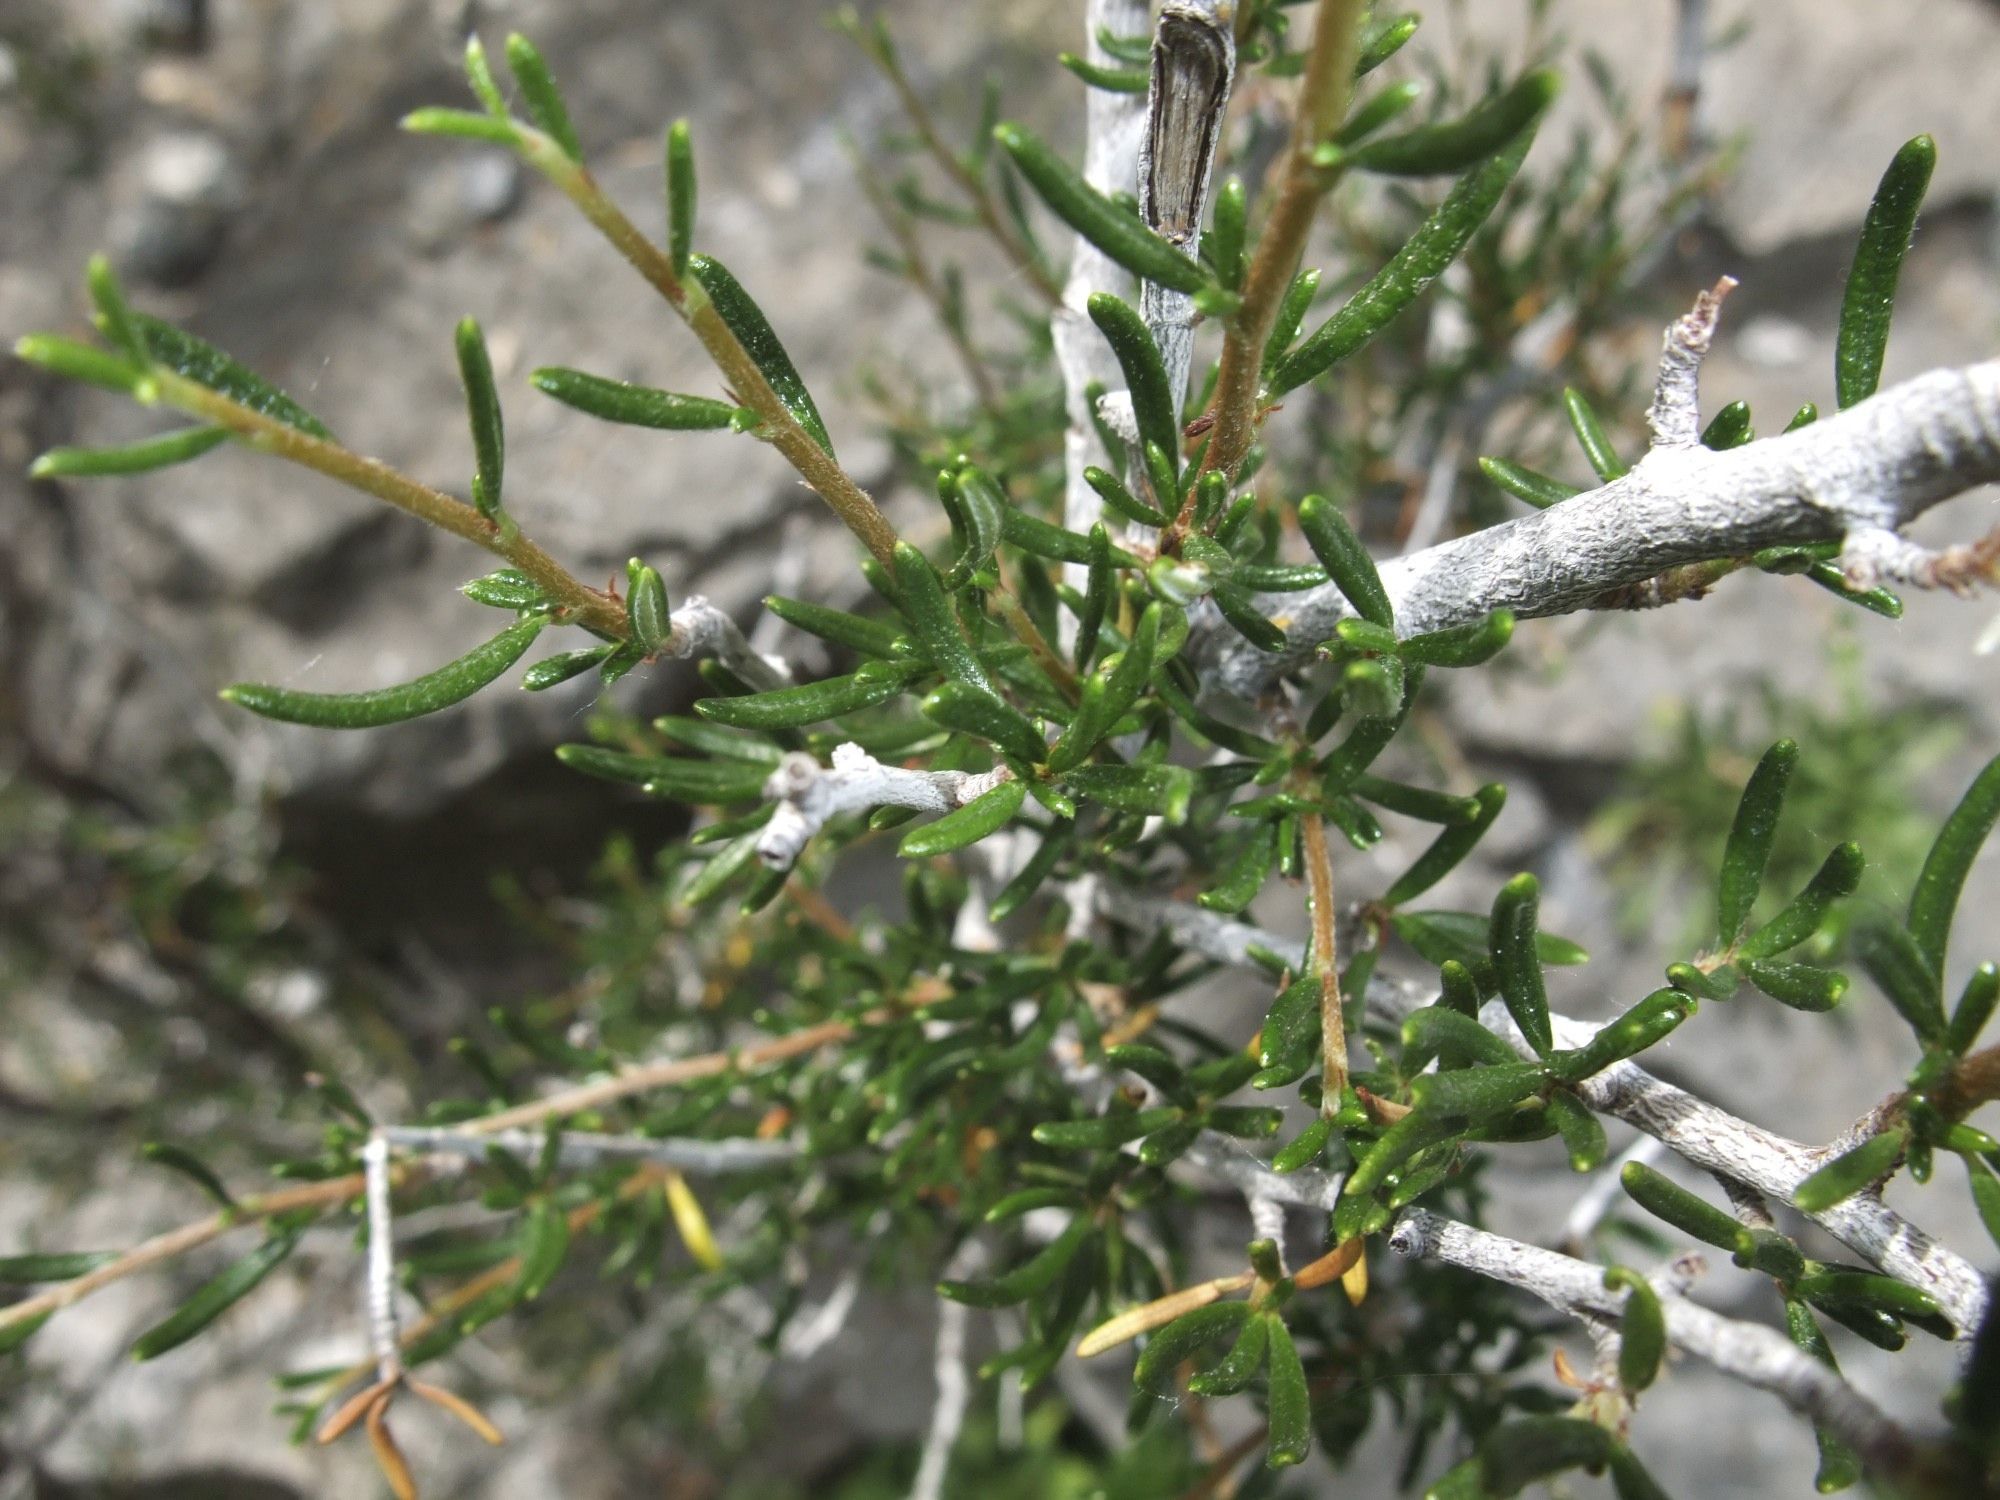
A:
[660,596,793,692]
[1082,884,1990,1339]
[378,1126,800,1174]
[755,745,1013,870]
[1201,289,2000,697]
[1387,1209,1933,1486]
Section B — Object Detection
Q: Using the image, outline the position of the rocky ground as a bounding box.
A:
[1,1,1996,1496]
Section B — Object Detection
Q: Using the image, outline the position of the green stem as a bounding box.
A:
[151,370,627,637]
[1172,0,1366,538]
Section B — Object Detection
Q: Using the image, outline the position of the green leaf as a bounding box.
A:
[142,1142,236,1207]
[1490,874,1552,1055]
[0,1250,117,1283]
[1271,125,1542,395]
[652,715,783,764]
[1738,841,1865,959]
[554,745,770,802]
[462,35,507,115]
[1907,751,2000,978]
[402,106,524,146]
[455,317,505,518]
[1383,784,1506,906]
[1965,1155,2000,1253]
[1742,959,1848,1012]
[1032,1106,1179,1151]
[1561,386,1626,481]
[762,594,906,658]
[1200,825,1279,915]
[13,333,148,394]
[30,425,228,478]
[940,1217,1091,1308]
[1409,1060,1549,1119]
[689,253,835,456]
[665,118,696,279]
[1001,504,1141,568]
[1836,135,1935,409]
[0,1311,53,1355]
[1087,293,1180,470]
[522,645,615,690]
[504,32,582,160]
[532,366,740,430]
[1297,493,1393,626]
[1338,80,1424,147]
[1213,586,1289,652]
[921,682,1044,763]
[1261,268,1321,378]
[461,568,543,610]
[1479,455,1578,508]
[988,826,1069,921]
[1717,738,1798,943]
[132,1231,302,1360]
[1058,51,1148,92]
[1208,176,1246,290]
[898,778,1027,858]
[1783,1300,1864,1492]
[86,254,145,359]
[1063,764,1194,824]
[1477,1416,1616,1495]
[1949,963,1999,1055]
[1546,1089,1606,1171]
[1794,1269,1944,1325]
[1804,561,1902,618]
[1398,611,1514,668]
[223,616,546,729]
[1853,918,1946,1045]
[627,559,673,655]
[1272,1118,1333,1172]
[1263,1317,1312,1468]
[694,662,921,729]
[1402,1006,1518,1069]
[1620,1161,1741,1251]
[1187,1311,1270,1396]
[1551,989,1693,1080]
[994,123,1209,294]
[1085,465,1170,528]
[1356,12,1420,75]
[1700,399,1754,450]
[943,467,1009,587]
[133,313,332,438]
[516,1196,571,1300]
[1129,1300,1254,1392]
[1603,1267,1665,1391]
[1792,1129,1906,1213]
[1345,70,1560,177]
[1051,602,1163,772]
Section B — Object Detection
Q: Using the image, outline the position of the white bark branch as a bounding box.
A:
[1200,305,2000,698]
[1387,1209,1927,1484]
[664,595,794,692]
[379,1126,799,1174]
[756,743,1012,870]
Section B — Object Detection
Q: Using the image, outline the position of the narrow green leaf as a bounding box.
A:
[1262,268,1321,378]
[1402,1006,1518,1069]
[402,106,524,146]
[1836,135,1936,409]
[1130,1300,1254,1391]
[461,568,543,610]
[0,1251,118,1283]
[516,1196,570,1300]
[132,1231,301,1360]
[1700,399,1754,450]
[134,314,332,438]
[1058,52,1149,92]
[1783,1299,1864,1492]
[1742,959,1848,1012]
[1263,1317,1312,1468]
[1001,503,1141,568]
[1073,523,1114,672]
[522,645,615,690]
[994,123,1209,293]
[223,616,546,729]
[456,316,505,518]
[1718,739,1799,943]
[1187,1311,1270,1396]
[1854,918,1946,1045]
[1346,70,1560,177]
[0,1311,53,1355]
[1804,561,1903,618]
[462,35,507,115]
[1604,1267,1665,1391]
[1478,1416,1616,1494]
[1562,386,1626,481]
[1551,989,1693,1080]
[86,255,145,358]
[14,333,148,394]
[1271,126,1542,395]
[697,662,920,730]
[532,366,740,430]
[555,745,770,802]
[689,253,835,456]
[763,594,905,658]
[946,467,1009,587]
[1032,1105,1179,1151]
[1297,493,1393,627]
[30,426,227,478]
[1356,13,1420,75]
[1794,1269,1943,1324]
[1272,1118,1333,1172]
[1739,842,1865,960]
[1209,176,1246,291]
[651,715,782,764]
[1200,826,1279,914]
[1337,80,1424,147]
[1085,464,1170,528]
[898,778,1027,858]
[1383,784,1505,906]
[1620,1161,1740,1251]
[665,118,696,279]
[1213,585,1288,652]
[1398,610,1514,668]
[1949,963,2000,1055]
[1547,1089,1607,1171]
[1410,1060,1549,1119]
[1965,1156,2000,1253]
[1490,873,1552,1055]
[940,1217,1091,1308]
[1479,455,1578,509]
[627,561,673,656]
[1087,292,1180,468]
[921,682,1044,763]
[141,1142,235,1207]
[504,33,582,160]
[1062,763,1194,824]
[893,541,993,692]
[1907,751,2000,978]
[1792,1130,1906,1213]
[1052,601,1162,771]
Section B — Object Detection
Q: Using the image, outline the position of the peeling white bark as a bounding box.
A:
[663,595,794,692]
[756,743,1011,870]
